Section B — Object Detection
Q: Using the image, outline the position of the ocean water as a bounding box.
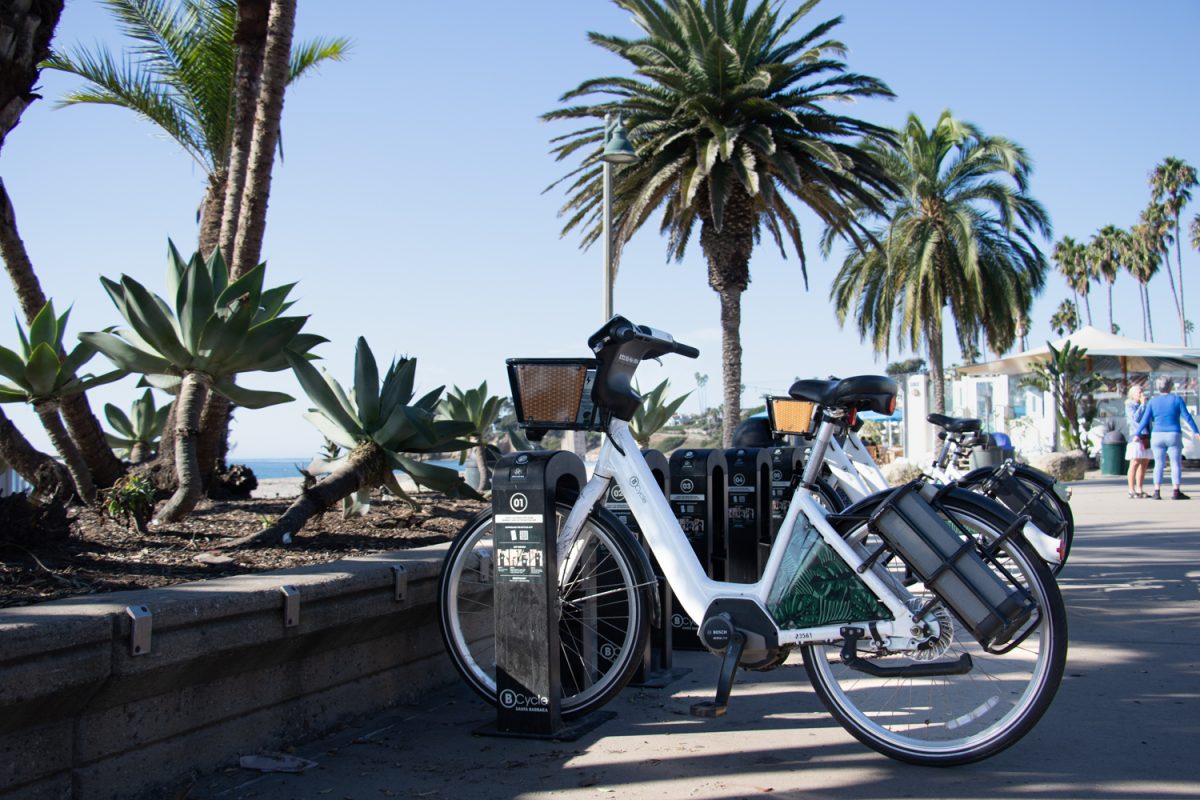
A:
[238,458,464,480]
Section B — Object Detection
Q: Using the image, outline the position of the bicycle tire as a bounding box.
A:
[959,463,1074,575]
[803,486,1067,766]
[439,502,652,719]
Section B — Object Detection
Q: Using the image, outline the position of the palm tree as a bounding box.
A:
[46,0,348,258]
[1127,222,1160,340]
[1051,236,1090,325]
[47,0,348,481]
[1139,202,1176,340]
[829,111,1050,414]
[1192,213,1200,253]
[1150,157,1197,343]
[544,0,895,446]
[1088,225,1128,334]
[1049,299,1079,337]
[0,0,125,490]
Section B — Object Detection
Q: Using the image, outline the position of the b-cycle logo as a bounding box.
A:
[627,475,648,504]
[499,689,549,710]
[680,478,695,493]
[600,643,618,660]
[509,493,529,513]
[733,473,746,487]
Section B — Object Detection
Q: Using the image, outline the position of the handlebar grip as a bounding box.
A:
[674,342,700,359]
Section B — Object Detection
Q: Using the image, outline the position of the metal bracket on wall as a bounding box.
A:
[126,605,152,656]
[280,585,300,627]
[392,565,407,602]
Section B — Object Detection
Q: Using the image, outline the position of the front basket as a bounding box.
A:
[768,397,816,435]
[506,358,602,431]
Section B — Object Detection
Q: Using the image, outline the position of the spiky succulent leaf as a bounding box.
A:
[221,316,309,373]
[139,373,182,393]
[178,257,215,352]
[118,276,192,366]
[0,345,24,385]
[0,387,26,403]
[302,410,361,450]
[286,350,363,436]
[387,451,479,499]
[72,369,125,394]
[215,262,265,310]
[24,343,60,397]
[105,402,136,438]
[353,337,381,429]
[165,240,189,302]
[27,300,57,351]
[257,333,328,372]
[13,315,30,360]
[212,378,293,409]
[196,296,255,369]
[413,385,444,413]
[379,357,416,415]
[80,331,175,375]
[207,248,229,297]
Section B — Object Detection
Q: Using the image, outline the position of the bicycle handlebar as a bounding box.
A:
[608,321,699,360]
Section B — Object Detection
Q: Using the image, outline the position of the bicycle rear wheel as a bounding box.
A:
[439,503,651,719]
[803,488,1067,765]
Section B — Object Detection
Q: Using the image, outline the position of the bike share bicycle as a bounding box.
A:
[780,389,1072,574]
[439,317,1066,765]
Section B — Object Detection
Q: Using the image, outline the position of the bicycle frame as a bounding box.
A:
[556,418,922,649]
[816,427,891,502]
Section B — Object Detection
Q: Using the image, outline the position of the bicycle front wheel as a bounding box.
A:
[803,488,1067,765]
[439,503,651,719]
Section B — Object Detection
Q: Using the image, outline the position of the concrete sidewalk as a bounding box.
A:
[193,475,1200,800]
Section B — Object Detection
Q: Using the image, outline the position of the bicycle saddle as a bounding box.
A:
[788,375,897,415]
[927,413,982,433]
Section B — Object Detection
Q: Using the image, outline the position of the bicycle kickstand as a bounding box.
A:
[690,630,745,718]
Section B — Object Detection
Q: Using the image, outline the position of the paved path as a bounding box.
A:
[193,475,1200,799]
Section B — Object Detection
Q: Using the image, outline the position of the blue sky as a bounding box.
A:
[2,0,1197,458]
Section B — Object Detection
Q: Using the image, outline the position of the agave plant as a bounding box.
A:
[439,381,502,491]
[629,379,691,449]
[105,389,172,464]
[0,301,124,503]
[82,241,323,522]
[226,337,479,547]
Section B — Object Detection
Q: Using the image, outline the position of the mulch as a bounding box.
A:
[0,493,487,609]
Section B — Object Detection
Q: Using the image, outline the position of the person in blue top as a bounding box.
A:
[1135,376,1200,499]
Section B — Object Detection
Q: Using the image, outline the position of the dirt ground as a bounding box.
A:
[0,492,486,609]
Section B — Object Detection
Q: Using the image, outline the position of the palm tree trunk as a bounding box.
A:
[1175,221,1188,345]
[218,0,270,263]
[221,442,383,548]
[1159,248,1183,342]
[154,372,211,523]
[197,170,226,259]
[928,317,945,414]
[1107,281,1114,334]
[1083,291,1093,326]
[32,399,94,504]
[1145,282,1154,341]
[130,441,150,465]
[0,406,71,504]
[201,0,288,477]
[1139,283,1148,340]
[717,287,743,448]
[0,0,65,150]
[0,178,123,487]
[229,0,296,280]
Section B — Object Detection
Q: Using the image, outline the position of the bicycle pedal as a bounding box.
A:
[690,700,727,718]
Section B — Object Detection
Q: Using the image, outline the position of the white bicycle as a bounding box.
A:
[786,395,1071,573]
[439,317,1066,765]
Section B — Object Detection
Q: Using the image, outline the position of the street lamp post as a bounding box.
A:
[601,112,638,321]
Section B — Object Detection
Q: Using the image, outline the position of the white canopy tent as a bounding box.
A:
[956,326,1200,377]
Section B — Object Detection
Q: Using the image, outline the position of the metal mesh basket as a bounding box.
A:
[506,358,602,431]
[767,397,816,435]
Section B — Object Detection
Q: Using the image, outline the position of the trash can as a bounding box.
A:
[1100,427,1128,476]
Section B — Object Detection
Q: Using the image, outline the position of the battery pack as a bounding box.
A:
[868,481,1035,647]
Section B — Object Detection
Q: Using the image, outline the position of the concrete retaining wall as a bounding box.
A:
[0,544,457,800]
